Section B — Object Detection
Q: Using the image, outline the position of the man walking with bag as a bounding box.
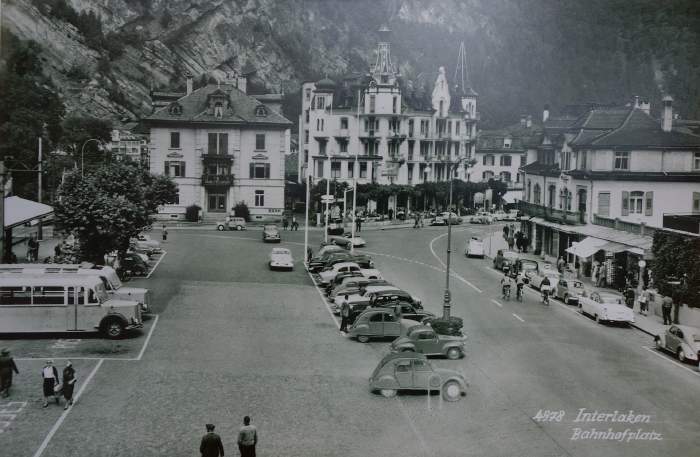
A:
[200,423,225,457]
[237,415,258,457]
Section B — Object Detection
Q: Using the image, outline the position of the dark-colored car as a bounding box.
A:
[513,259,538,283]
[493,250,519,272]
[391,325,466,359]
[308,251,352,272]
[262,225,281,243]
[327,218,345,236]
[368,352,467,401]
[120,253,149,276]
[347,308,414,343]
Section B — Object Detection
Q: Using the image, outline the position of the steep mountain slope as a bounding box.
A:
[3,0,698,128]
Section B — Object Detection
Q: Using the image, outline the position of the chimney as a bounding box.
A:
[526,115,532,128]
[185,72,193,95]
[543,104,550,123]
[520,115,527,128]
[662,95,673,132]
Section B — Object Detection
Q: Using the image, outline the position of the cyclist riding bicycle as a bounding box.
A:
[501,273,513,299]
[540,275,552,304]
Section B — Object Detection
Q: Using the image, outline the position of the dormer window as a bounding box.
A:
[168,103,182,116]
[214,102,224,119]
[255,105,268,117]
[503,138,512,149]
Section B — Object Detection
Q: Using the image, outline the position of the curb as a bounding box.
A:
[630,323,657,337]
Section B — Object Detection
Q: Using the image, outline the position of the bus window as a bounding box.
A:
[0,286,31,305]
[32,286,65,305]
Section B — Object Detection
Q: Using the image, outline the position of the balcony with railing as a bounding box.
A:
[201,152,233,163]
[201,174,234,186]
[518,200,586,225]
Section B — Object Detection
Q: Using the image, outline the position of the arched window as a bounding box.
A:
[533,183,541,204]
[255,105,267,117]
[548,184,556,208]
[500,171,511,182]
[560,188,572,210]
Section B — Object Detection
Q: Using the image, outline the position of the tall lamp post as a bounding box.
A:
[80,138,105,177]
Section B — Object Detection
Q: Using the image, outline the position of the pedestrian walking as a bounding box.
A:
[662,295,673,325]
[306,247,313,263]
[41,360,60,407]
[162,225,168,242]
[340,295,350,333]
[237,415,258,457]
[27,234,39,262]
[0,348,19,398]
[638,287,649,316]
[200,423,225,457]
[54,243,62,258]
[624,287,635,309]
[502,225,509,240]
[283,218,289,231]
[597,264,607,287]
[61,361,76,409]
[556,256,566,273]
[507,236,515,251]
[292,216,298,231]
[356,218,362,232]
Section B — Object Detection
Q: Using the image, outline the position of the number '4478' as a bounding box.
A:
[533,409,565,422]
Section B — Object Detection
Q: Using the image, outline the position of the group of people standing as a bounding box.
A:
[503,224,529,253]
[200,417,258,457]
[41,359,76,409]
[282,216,299,231]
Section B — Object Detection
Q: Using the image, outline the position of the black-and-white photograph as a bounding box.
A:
[1,0,699,456]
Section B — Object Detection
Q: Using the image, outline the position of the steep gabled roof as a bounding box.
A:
[145,83,292,126]
[571,107,630,130]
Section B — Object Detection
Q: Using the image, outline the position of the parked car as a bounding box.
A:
[554,278,587,305]
[493,250,519,271]
[528,266,560,290]
[328,235,353,249]
[327,218,345,235]
[343,232,366,247]
[130,234,162,256]
[391,324,466,359]
[329,278,389,300]
[368,352,467,401]
[325,271,365,295]
[382,301,435,323]
[492,210,508,221]
[655,325,700,364]
[578,291,634,325]
[347,307,414,342]
[262,225,281,243]
[370,289,422,307]
[465,237,485,258]
[308,250,349,272]
[514,258,539,283]
[440,212,463,225]
[317,262,382,286]
[335,285,403,316]
[430,216,447,226]
[316,244,346,258]
[506,210,520,221]
[120,253,149,277]
[469,212,493,224]
[269,247,294,270]
[216,217,247,231]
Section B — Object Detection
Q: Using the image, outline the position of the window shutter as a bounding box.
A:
[645,191,653,216]
[621,191,629,216]
[181,162,186,177]
[249,163,255,178]
[265,163,271,179]
[164,162,169,176]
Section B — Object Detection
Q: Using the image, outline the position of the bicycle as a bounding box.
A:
[502,284,511,301]
[541,287,550,305]
[516,284,524,302]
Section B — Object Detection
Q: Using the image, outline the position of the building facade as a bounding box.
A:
[298,29,478,187]
[110,125,149,166]
[144,77,292,221]
[519,98,700,285]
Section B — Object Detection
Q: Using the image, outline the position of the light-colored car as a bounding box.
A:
[469,212,493,224]
[391,325,466,359]
[493,250,519,271]
[343,232,366,247]
[440,212,463,225]
[430,216,447,226]
[216,217,247,231]
[347,307,414,342]
[317,244,345,258]
[465,237,485,258]
[262,225,281,243]
[318,262,382,286]
[492,210,508,221]
[578,291,634,325]
[655,325,700,364]
[554,278,587,305]
[528,266,560,290]
[269,247,294,270]
[369,352,467,401]
[130,234,162,255]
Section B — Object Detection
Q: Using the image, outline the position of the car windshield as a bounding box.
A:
[272,249,289,255]
[599,294,622,304]
[264,225,277,231]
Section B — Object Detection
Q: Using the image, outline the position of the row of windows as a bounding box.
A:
[481,154,525,166]
[164,160,274,181]
[0,286,98,306]
[169,132,267,151]
[318,161,368,179]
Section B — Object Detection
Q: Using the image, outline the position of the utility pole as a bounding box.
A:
[324,179,330,243]
[37,136,43,240]
[303,169,311,265]
[443,166,453,319]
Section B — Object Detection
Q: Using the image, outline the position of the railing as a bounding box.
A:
[592,214,658,237]
[518,201,585,225]
[201,174,234,186]
[201,153,233,161]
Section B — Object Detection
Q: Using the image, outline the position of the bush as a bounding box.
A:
[233,201,250,222]
[185,204,201,222]
[423,316,463,336]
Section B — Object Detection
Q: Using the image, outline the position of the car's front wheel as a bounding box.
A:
[357,335,370,343]
[564,293,569,304]
[446,347,462,360]
[217,225,224,231]
[677,348,687,363]
[442,380,462,402]
[380,389,397,398]
[236,225,243,231]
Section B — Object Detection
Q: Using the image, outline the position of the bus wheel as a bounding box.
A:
[103,319,125,339]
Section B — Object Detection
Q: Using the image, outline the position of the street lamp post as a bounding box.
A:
[303,166,311,266]
[80,138,104,177]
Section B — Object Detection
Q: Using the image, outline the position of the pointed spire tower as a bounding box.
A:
[371,25,398,86]
[453,42,478,118]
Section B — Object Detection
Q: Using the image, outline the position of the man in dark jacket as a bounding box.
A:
[200,423,225,457]
[0,348,19,398]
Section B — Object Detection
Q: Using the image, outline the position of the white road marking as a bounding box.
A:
[512,313,525,322]
[642,346,700,378]
[428,232,483,293]
[32,358,104,457]
[135,314,160,361]
[146,250,168,278]
[490,299,503,308]
[0,401,27,434]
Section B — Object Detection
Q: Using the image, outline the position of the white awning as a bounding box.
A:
[502,190,523,204]
[565,237,608,258]
[3,196,54,229]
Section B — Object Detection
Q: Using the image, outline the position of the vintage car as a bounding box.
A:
[440,212,463,225]
[327,235,353,249]
[329,278,389,300]
[327,218,345,235]
[316,244,346,258]
[347,307,414,343]
[343,232,366,247]
[216,217,247,231]
[578,291,634,325]
[268,247,294,270]
[262,225,281,243]
[308,250,350,272]
[528,266,560,290]
[346,291,427,323]
[492,210,508,221]
[514,259,539,283]
[493,250,519,271]
[391,325,466,359]
[430,216,447,226]
[655,325,700,364]
[501,210,519,221]
[554,278,587,305]
[120,253,149,276]
[469,212,494,224]
[368,352,467,401]
[465,237,485,258]
[130,234,162,256]
[317,262,382,286]
[334,285,403,314]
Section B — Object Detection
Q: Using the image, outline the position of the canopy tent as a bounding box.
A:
[3,196,54,229]
[566,237,608,258]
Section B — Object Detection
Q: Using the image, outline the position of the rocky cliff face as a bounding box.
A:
[3,0,698,127]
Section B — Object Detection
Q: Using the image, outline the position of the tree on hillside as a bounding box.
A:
[55,162,177,264]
